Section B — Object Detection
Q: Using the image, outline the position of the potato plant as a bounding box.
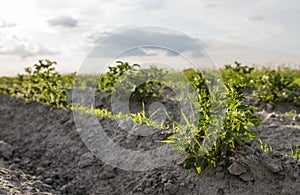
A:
[254,70,300,105]
[162,72,262,173]
[116,66,166,101]
[3,59,300,173]
[0,76,19,95]
[98,61,165,102]
[10,60,69,108]
[222,61,255,87]
[97,61,140,93]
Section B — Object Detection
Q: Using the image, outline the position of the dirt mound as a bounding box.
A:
[0,95,299,194]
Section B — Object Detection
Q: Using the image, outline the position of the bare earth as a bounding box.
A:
[0,95,299,195]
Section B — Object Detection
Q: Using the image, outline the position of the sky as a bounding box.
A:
[0,0,300,76]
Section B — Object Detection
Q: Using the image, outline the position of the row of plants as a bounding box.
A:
[72,63,263,172]
[221,61,300,106]
[0,60,299,173]
[2,60,299,107]
[162,73,262,172]
[98,61,166,101]
[1,60,69,108]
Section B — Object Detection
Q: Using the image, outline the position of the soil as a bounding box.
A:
[0,94,300,195]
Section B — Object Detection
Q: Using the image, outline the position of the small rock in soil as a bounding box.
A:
[266,112,278,119]
[269,122,281,128]
[227,162,247,176]
[164,182,177,194]
[0,140,14,160]
[217,188,225,195]
[143,187,153,194]
[36,167,45,175]
[263,158,282,173]
[161,173,174,184]
[60,182,75,194]
[239,172,254,182]
[13,158,21,163]
[216,171,225,179]
[78,152,96,168]
[44,178,54,185]
[243,145,255,154]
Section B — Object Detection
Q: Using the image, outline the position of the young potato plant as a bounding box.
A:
[0,84,8,95]
[222,61,255,88]
[254,70,300,106]
[162,72,262,173]
[97,61,140,93]
[98,61,165,102]
[10,60,69,108]
[116,66,166,101]
[0,76,19,95]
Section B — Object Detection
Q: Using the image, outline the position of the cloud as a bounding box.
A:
[0,35,58,58]
[205,0,220,8]
[247,15,264,21]
[48,16,78,28]
[85,30,114,45]
[120,48,149,57]
[0,19,16,28]
[86,27,206,58]
[140,0,166,10]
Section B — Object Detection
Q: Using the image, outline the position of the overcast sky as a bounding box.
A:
[0,0,300,76]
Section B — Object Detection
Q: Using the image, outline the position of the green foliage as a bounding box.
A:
[259,139,273,153]
[225,61,254,74]
[222,61,255,87]
[130,102,163,127]
[98,61,165,101]
[291,146,300,159]
[72,102,163,130]
[98,61,140,92]
[182,68,196,80]
[192,71,210,97]
[117,66,165,101]
[72,74,99,89]
[71,104,117,118]
[162,72,262,173]
[285,109,297,116]
[254,70,300,105]
[2,60,300,174]
[0,76,19,95]
[61,73,76,89]
[10,60,69,108]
